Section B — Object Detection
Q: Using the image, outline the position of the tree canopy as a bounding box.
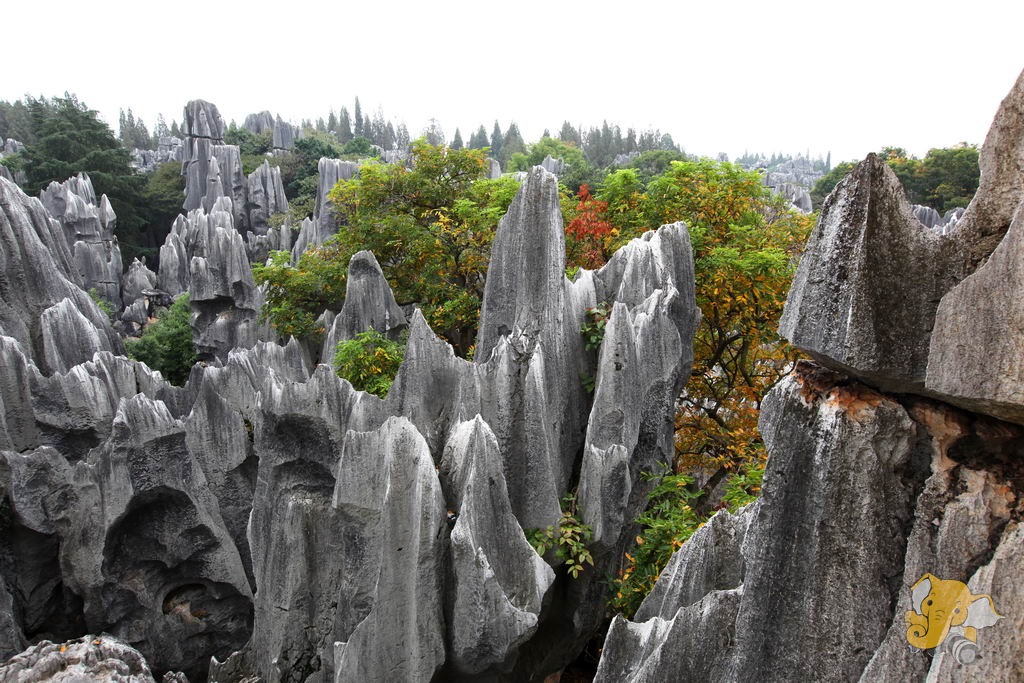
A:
[254,141,520,353]
[18,95,149,260]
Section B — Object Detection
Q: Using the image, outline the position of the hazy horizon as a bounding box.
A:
[3,1,1022,164]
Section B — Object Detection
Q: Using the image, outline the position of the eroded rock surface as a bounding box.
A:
[780,68,1024,425]
[0,177,121,373]
[0,634,164,682]
[596,69,1024,683]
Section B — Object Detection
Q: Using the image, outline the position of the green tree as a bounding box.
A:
[507,136,597,192]
[342,136,375,157]
[333,329,406,398]
[137,161,186,265]
[338,107,353,143]
[810,160,857,208]
[499,122,526,166]
[590,159,815,614]
[451,128,464,150]
[490,121,504,160]
[255,142,520,353]
[20,95,148,261]
[468,125,489,149]
[127,294,197,386]
[0,100,35,143]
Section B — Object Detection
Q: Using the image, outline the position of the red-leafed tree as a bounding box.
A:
[565,184,615,270]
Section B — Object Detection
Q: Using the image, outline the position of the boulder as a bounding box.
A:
[780,69,1024,425]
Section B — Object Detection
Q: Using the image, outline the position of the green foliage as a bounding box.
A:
[581,302,611,351]
[611,460,763,616]
[525,494,594,578]
[137,161,185,265]
[87,288,114,319]
[252,248,346,339]
[611,471,702,614]
[627,149,690,180]
[721,462,763,512]
[318,141,519,353]
[810,161,856,208]
[17,95,148,260]
[811,145,979,213]
[0,100,35,144]
[333,329,406,398]
[118,108,153,150]
[0,152,24,174]
[225,125,273,156]
[342,136,375,157]
[507,136,598,191]
[126,294,197,386]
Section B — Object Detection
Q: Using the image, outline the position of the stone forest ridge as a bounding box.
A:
[0,69,1023,681]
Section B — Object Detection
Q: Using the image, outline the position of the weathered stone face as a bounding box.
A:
[780,69,1024,425]
[0,159,702,681]
[595,69,1024,683]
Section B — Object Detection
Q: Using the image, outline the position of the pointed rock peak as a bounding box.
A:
[112,393,179,439]
[476,165,565,361]
[953,67,1024,270]
[183,100,225,140]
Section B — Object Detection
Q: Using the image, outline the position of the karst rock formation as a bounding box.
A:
[596,69,1024,683]
[3,70,1024,680]
[1,162,701,681]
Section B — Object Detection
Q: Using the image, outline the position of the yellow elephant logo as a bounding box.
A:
[905,573,1002,665]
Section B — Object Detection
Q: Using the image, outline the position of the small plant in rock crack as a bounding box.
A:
[580,302,612,351]
[525,493,595,578]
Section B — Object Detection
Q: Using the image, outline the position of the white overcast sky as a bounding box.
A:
[3,1,1022,163]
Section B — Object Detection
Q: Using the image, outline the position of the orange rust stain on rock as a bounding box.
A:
[909,401,970,472]
[792,360,886,418]
[823,384,885,417]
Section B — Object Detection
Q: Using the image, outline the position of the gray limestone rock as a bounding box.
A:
[182,100,226,213]
[858,399,1021,681]
[779,154,953,393]
[594,589,743,683]
[926,205,1024,424]
[60,395,253,680]
[0,165,12,183]
[246,160,288,234]
[591,504,753,682]
[0,634,160,682]
[596,363,930,682]
[313,157,359,242]
[440,417,555,676]
[730,367,925,681]
[331,417,447,683]
[486,158,502,179]
[39,298,114,374]
[540,155,565,176]
[211,144,248,230]
[242,111,275,135]
[913,203,943,228]
[289,216,318,261]
[0,177,121,373]
[922,521,1024,682]
[780,68,1024,423]
[163,198,266,361]
[272,116,301,151]
[0,336,39,452]
[121,258,157,306]
[1,154,704,681]
[321,250,407,361]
